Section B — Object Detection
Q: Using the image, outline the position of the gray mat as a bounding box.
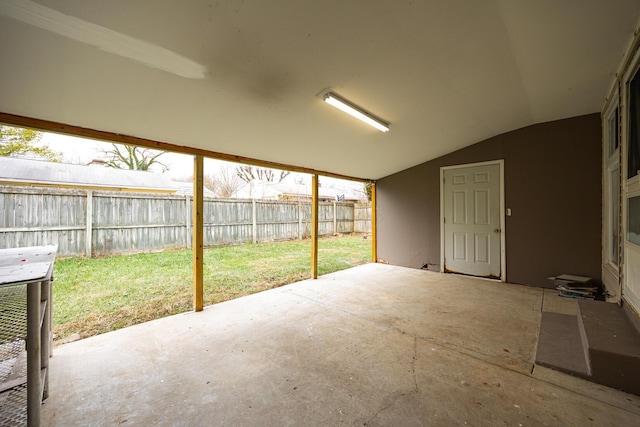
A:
[536,312,589,376]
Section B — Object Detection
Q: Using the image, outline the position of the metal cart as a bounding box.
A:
[0,245,57,427]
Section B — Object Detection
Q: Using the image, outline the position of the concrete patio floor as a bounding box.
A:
[42,263,640,426]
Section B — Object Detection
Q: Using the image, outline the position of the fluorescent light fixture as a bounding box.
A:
[323,92,389,132]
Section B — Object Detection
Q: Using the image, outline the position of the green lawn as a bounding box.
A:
[52,234,371,340]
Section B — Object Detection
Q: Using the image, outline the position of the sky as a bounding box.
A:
[39,131,366,199]
[41,132,198,179]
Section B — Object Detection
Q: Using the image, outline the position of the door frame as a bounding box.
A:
[440,160,506,282]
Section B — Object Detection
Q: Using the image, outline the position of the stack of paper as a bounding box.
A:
[549,274,599,299]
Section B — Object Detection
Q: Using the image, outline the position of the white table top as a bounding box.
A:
[0,245,58,286]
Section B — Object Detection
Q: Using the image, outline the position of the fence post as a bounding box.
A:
[85,190,93,258]
[352,203,356,233]
[298,201,302,240]
[185,195,191,248]
[252,199,257,244]
[333,202,337,235]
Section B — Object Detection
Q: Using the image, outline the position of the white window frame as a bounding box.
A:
[623,51,640,241]
[623,46,640,193]
[603,94,620,271]
[620,47,640,314]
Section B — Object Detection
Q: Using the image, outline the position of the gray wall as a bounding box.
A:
[377,114,602,288]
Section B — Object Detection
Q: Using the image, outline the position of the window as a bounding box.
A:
[629,70,640,179]
[610,167,621,261]
[604,98,620,267]
[608,106,620,157]
[629,196,640,246]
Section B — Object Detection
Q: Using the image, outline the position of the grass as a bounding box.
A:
[52,234,371,341]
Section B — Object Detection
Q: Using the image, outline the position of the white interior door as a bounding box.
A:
[442,162,502,279]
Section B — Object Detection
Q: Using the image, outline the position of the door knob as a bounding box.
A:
[493,228,501,233]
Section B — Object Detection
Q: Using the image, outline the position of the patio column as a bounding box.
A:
[311,174,319,279]
[371,182,377,263]
[193,155,204,311]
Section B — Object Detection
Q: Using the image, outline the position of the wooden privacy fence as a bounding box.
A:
[0,186,372,257]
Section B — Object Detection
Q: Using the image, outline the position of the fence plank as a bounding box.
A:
[354,202,372,233]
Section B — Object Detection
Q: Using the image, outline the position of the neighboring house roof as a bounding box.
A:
[240,180,367,202]
[171,180,216,198]
[0,157,179,193]
[278,193,337,203]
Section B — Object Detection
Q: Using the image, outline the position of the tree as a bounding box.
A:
[206,165,245,198]
[363,182,373,202]
[203,175,217,194]
[102,143,167,172]
[235,165,290,198]
[0,125,62,161]
[235,165,290,184]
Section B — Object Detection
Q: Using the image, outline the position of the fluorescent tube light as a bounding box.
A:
[323,92,389,132]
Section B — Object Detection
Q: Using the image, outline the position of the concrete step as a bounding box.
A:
[577,300,640,396]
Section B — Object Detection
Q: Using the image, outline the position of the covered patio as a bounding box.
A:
[2,2,640,424]
[42,264,640,426]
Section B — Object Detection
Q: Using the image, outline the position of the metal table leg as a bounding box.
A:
[40,279,51,401]
[27,281,41,427]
